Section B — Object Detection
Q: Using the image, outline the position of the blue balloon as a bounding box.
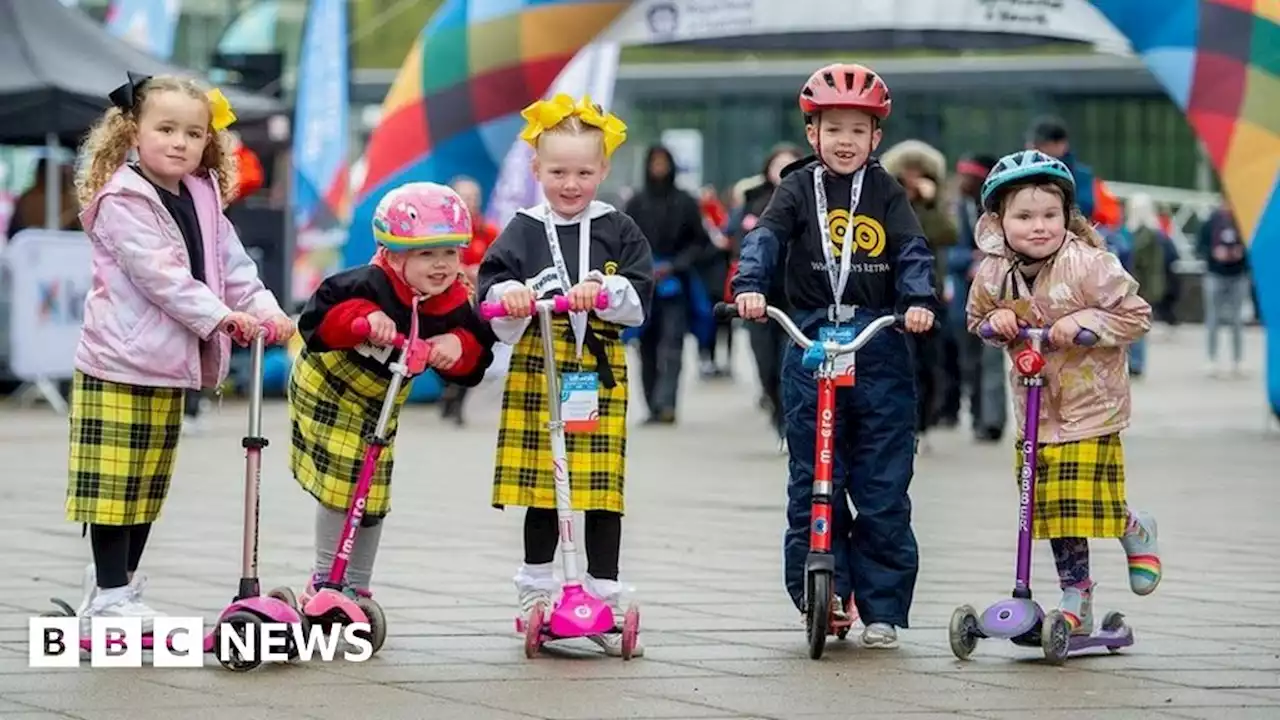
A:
[406,370,444,403]
[262,347,292,396]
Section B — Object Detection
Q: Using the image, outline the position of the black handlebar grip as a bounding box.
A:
[713,302,740,320]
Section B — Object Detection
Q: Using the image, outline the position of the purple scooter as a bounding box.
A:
[948,324,1135,665]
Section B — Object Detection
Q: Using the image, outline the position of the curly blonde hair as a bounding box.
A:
[995,181,1105,250]
[76,75,239,209]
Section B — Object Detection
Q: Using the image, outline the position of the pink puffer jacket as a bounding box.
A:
[965,215,1152,444]
[75,165,282,390]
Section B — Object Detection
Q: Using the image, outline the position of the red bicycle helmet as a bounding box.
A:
[798,63,892,120]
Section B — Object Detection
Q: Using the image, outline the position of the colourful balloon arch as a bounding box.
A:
[353,0,1279,418]
[1089,0,1279,418]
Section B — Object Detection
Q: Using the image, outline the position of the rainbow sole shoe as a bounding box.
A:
[1120,511,1161,596]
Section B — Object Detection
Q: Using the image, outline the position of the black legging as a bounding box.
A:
[523,508,621,581]
[90,523,153,589]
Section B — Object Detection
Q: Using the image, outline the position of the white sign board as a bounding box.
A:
[660,129,704,194]
[603,0,1131,54]
[3,230,90,380]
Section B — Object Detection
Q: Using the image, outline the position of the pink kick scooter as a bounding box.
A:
[948,323,1136,665]
[47,326,306,671]
[293,300,429,657]
[479,292,641,660]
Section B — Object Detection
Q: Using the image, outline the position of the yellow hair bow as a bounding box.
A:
[207,88,236,131]
[519,93,627,157]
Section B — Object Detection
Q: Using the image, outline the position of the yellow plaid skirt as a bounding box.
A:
[289,349,410,517]
[66,371,184,525]
[493,318,628,513]
[1014,433,1128,539]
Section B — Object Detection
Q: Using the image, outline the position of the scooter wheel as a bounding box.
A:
[620,604,640,661]
[1041,609,1070,665]
[806,571,831,660]
[949,605,980,660]
[1101,611,1127,653]
[215,610,264,672]
[355,596,387,655]
[524,601,547,659]
[47,598,76,617]
[267,586,299,611]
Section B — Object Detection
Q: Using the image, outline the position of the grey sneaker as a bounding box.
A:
[861,622,898,648]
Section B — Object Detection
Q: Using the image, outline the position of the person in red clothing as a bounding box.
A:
[441,175,500,424]
[288,182,497,599]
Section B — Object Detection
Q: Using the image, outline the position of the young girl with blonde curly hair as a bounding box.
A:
[67,72,293,633]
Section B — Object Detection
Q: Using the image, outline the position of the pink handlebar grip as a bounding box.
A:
[479,291,610,321]
[350,317,408,348]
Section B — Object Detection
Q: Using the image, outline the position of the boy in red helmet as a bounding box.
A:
[731,63,937,648]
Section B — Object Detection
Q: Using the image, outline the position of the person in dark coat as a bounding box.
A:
[625,145,712,424]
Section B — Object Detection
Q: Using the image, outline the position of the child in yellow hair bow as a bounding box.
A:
[477,92,655,658]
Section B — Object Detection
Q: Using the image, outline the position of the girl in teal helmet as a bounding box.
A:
[965,149,1161,638]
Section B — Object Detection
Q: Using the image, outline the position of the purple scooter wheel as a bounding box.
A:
[978,597,1041,640]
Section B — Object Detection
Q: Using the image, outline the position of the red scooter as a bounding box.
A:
[714,302,922,659]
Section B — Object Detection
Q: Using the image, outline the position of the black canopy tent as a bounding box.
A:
[0,0,288,228]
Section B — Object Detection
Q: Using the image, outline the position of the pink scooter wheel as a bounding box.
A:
[524,601,547,659]
[620,604,640,661]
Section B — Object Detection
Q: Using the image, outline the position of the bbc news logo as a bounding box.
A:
[29,617,373,667]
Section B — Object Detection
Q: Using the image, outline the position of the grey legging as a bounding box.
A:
[313,503,383,590]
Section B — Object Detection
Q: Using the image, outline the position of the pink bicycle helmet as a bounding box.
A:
[372,182,472,251]
[798,63,892,120]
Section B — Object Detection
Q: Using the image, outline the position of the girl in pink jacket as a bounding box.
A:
[66,73,293,633]
[966,150,1160,637]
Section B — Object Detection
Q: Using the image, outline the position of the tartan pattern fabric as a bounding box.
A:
[1014,433,1128,539]
[65,371,183,525]
[493,316,628,513]
[289,349,410,517]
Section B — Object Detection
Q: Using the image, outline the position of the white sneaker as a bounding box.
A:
[75,565,156,615]
[80,587,162,636]
[861,622,898,648]
[514,563,556,620]
[586,575,644,658]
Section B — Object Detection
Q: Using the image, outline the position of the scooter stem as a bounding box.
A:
[239,330,268,598]
[538,305,581,584]
[1013,340,1044,598]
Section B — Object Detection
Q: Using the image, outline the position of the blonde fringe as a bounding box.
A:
[76,75,239,210]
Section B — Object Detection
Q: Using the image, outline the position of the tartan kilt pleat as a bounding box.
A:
[493,317,628,513]
[288,349,409,517]
[1014,433,1128,539]
[66,370,183,526]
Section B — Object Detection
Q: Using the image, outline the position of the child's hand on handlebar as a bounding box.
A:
[1049,315,1084,349]
[263,314,296,345]
[220,311,259,346]
[501,286,536,318]
[425,332,462,370]
[987,308,1021,340]
[903,306,935,334]
[735,292,767,321]
[363,311,398,346]
[567,280,603,312]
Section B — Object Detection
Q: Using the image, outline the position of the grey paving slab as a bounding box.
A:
[0,325,1277,720]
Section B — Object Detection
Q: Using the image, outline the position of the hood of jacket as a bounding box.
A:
[879,139,947,183]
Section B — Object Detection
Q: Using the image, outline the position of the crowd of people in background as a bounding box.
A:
[544,114,1258,448]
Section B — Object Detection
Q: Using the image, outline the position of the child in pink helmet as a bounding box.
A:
[288,181,497,601]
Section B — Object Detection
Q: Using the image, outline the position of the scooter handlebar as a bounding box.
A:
[350,317,409,349]
[712,301,937,355]
[478,291,609,321]
[977,321,1099,347]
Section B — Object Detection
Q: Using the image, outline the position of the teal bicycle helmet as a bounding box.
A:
[980,150,1075,212]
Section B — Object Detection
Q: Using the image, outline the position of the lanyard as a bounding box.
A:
[813,166,865,324]
[541,206,591,360]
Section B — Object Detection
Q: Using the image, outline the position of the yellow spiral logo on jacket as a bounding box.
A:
[827,210,886,259]
[603,261,618,275]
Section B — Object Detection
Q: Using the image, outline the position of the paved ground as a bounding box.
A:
[0,324,1277,720]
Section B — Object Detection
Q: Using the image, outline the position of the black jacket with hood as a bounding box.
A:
[624,145,711,279]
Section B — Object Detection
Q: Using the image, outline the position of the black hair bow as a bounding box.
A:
[108,72,152,112]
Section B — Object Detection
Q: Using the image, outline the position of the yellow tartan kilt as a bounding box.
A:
[66,371,183,525]
[1015,433,1128,539]
[493,317,628,513]
[288,349,410,517]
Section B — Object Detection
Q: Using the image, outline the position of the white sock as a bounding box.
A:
[92,586,131,610]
